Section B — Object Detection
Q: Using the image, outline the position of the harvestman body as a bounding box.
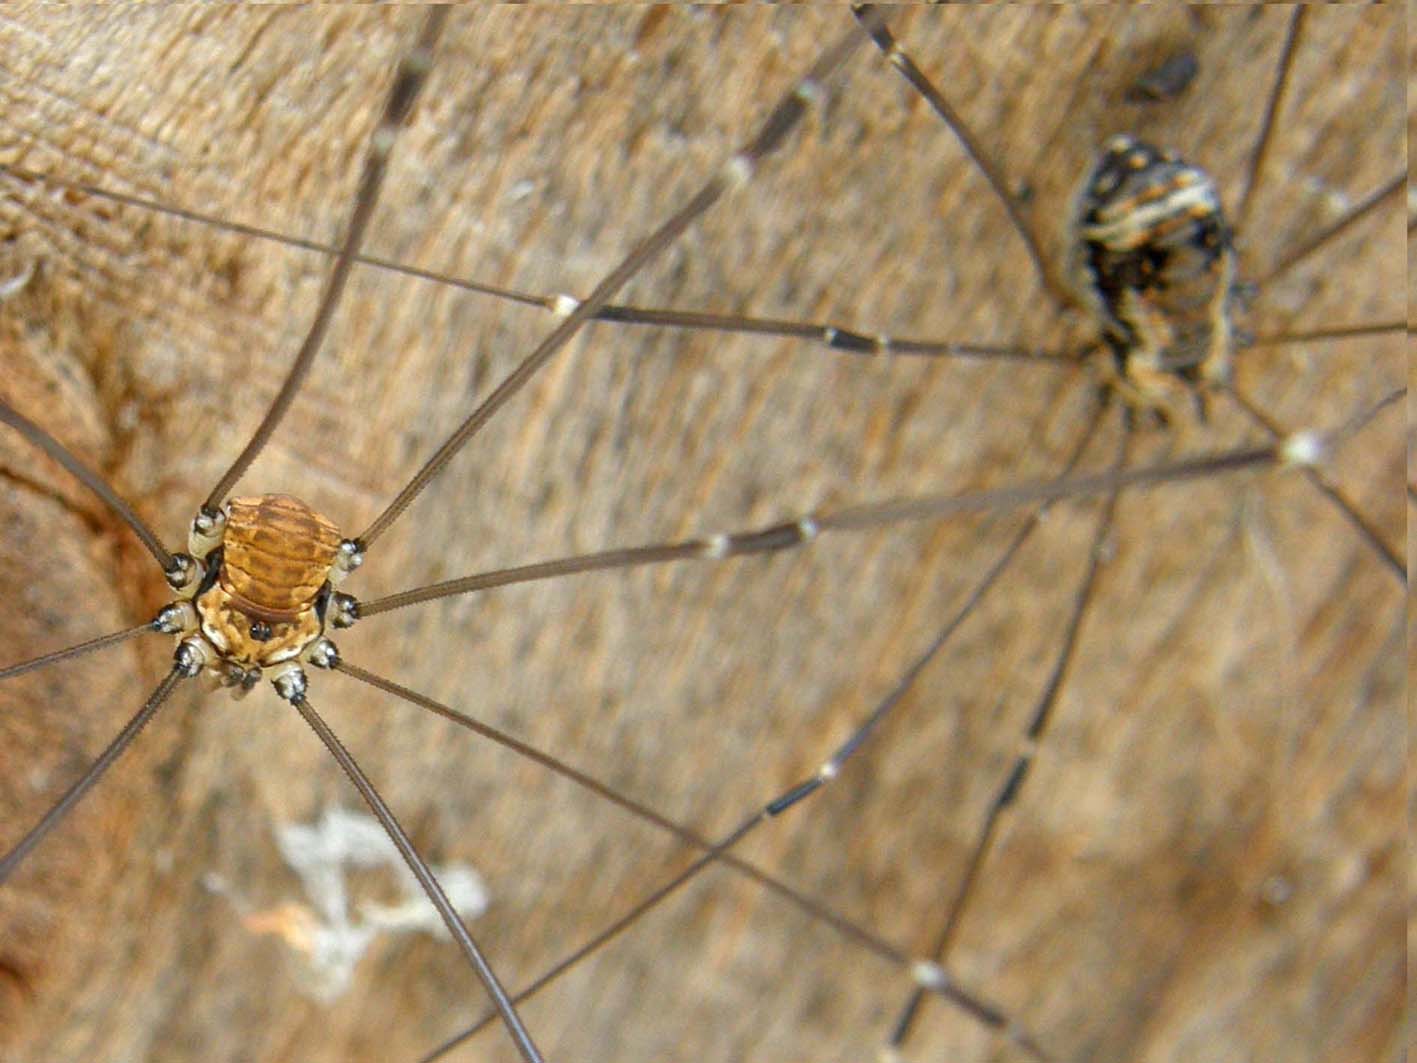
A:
[169,494,353,696]
[1068,134,1238,419]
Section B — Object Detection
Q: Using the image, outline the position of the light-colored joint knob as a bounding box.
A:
[174,636,210,677]
[165,553,200,592]
[1280,431,1325,468]
[189,507,227,561]
[271,663,308,703]
[153,601,198,635]
[331,540,364,583]
[304,638,340,670]
[329,592,359,629]
[910,959,950,992]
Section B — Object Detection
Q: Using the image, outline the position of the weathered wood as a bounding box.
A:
[0,8,1403,1063]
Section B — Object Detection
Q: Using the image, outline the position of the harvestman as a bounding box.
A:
[0,7,1404,1061]
[846,8,1403,1056]
[408,9,1402,1058]
[0,12,903,1063]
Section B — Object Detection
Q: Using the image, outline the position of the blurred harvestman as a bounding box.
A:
[0,7,1404,1062]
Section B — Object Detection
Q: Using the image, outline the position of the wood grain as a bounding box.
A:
[0,8,1404,1063]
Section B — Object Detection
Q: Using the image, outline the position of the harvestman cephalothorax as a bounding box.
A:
[0,7,1404,1062]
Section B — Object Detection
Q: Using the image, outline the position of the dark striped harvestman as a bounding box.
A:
[0,7,1404,1062]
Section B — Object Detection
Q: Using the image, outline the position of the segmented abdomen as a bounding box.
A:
[220,494,342,620]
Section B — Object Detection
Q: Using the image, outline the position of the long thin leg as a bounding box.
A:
[0,621,157,682]
[7,156,1380,370]
[337,652,1043,1053]
[201,10,446,512]
[1234,12,1402,518]
[1251,174,1404,290]
[1223,385,1403,580]
[382,527,1064,1063]
[286,691,545,1063]
[0,398,176,574]
[358,404,1109,1061]
[850,4,1060,303]
[1234,7,1306,231]
[887,422,1129,1052]
[813,438,1296,533]
[417,817,763,1063]
[589,304,1072,362]
[354,434,1313,620]
[422,808,1050,1063]
[0,162,1083,366]
[1248,322,1404,347]
[0,663,187,883]
[355,14,880,549]
[1325,387,1405,444]
[339,499,1068,1059]
[342,403,1105,897]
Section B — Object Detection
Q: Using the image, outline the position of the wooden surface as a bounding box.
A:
[0,8,1404,1063]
